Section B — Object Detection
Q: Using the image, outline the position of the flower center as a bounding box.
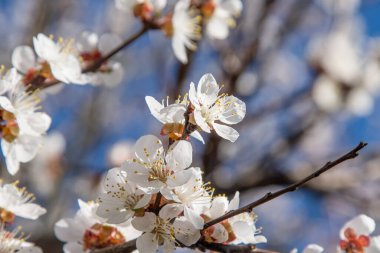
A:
[22,62,54,85]
[0,208,15,223]
[0,110,19,143]
[153,217,175,245]
[83,223,126,251]
[148,159,172,183]
[339,227,370,253]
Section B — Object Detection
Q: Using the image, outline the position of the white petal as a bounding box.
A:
[190,130,204,144]
[184,206,204,229]
[228,191,239,211]
[206,15,230,40]
[303,244,324,253]
[212,122,239,142]
[12,46,36,74]
[197,73,219,107]
[210,196,228,218]
[159,203,183,220]
[219,96,246,125]
[189,82,200,108]
[339,214,376,238]
[165,140,192,170]
[145,96,165,123]
[136,233,158,253]
[13,135,41,162]
[174,216,201,246]
[231,220,256,243]
[194,109,211,133]
[367,236,380,253]
[63,242,84,253]
[132,212,157,232]
[211,223,228,243]
[18,246,43,253]
[134,135,164,163]
[0,96,16,113]
[172,34,188,64]
[11,203,46,220]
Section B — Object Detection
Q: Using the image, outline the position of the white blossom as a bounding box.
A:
[338,214,380,253]
[145,95,204,143]
[189,73,246,142]
[123,135,193,193]
[132,204,200,253]
[290,244,324,253]
[0,69,51,175]
[167,0,201,64]
[96,167,152,224]
[0,224,43,253]
[203,0,243,40]
[32,33,87,84]
[0,180,46,222]
[55,199,139,253]
[202,192,266,244]
[161,167,212,229]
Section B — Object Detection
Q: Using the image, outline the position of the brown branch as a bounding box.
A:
[196,241,279,253]
[92,239,137,253]
[82,26,149,73]
[203,142,368,229]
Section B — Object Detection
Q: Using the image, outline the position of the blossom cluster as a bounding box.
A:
[116,0,243,63]
[54,73,257,253]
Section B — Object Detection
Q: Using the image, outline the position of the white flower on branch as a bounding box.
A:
[132,204,200,253]
[202,0,243,40]
[189,73,246,142]
[290,244,324,253]
[145,95,204,143]
[338,214,380,253]
[161,167,213,229]
[96,167,152,224]
[32,33,88,85]
[123,135,194,193]
[115,0,167,21]
[162,0,201,64]
[202,192,266,245]
[0,224,42,253]
[75,32,124,87]
[55,199,139,253]
[0,180,46,223]
[0,69,51,175]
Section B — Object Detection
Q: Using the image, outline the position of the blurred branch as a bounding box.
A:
[203,142,367,229]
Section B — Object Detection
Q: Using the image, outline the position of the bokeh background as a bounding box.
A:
[0,0,380,252]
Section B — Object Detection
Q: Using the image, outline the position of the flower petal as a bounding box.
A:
[339,214,376,238]
[136,233,158,253]
[212,122,239,142]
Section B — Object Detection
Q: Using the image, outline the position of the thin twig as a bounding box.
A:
[203,142,368,229]
[83,26,149,73]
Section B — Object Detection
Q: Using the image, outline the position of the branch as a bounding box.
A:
[91,239,137,253]
[82,26,149,73]
[196,241,279,253]
[203,142,368,229]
